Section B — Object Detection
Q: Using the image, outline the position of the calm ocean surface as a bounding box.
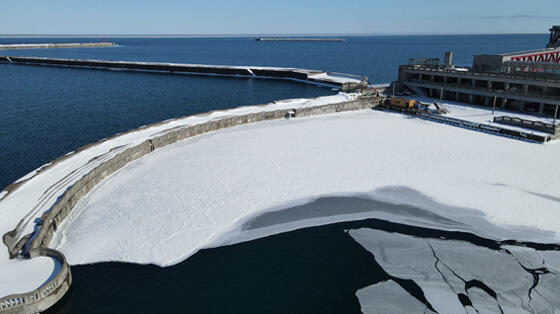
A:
[0,34,551,313]
[0,34,548,190]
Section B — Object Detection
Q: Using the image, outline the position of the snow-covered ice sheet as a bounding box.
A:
[52,108,560,267]
[0,93,355,297]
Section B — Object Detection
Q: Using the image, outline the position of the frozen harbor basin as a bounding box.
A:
[53,107,560,267]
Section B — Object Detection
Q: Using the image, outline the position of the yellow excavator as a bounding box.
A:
[384,97,447,114]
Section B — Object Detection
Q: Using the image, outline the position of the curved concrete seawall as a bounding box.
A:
[1,95,379,313]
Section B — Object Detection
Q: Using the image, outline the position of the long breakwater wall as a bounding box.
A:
[0,56,368,91]
[0,96,379,313]
[0,42,116,50]
[256,38,345,42]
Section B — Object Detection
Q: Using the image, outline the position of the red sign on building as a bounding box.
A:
[511,51,560,63]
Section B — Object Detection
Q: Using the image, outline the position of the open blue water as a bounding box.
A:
[1,34,555,313]
[0,34,549,190]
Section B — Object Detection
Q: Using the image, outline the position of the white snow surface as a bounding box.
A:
[0,93,355,297]
[53,108,560,267]
[307,72,363,84]
[0,257,54,297]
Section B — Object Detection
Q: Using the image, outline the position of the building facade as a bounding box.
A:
[397,26,560,117]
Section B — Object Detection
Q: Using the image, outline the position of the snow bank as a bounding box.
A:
[53,109,560,267]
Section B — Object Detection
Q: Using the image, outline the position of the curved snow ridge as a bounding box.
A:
[50,108,560,268]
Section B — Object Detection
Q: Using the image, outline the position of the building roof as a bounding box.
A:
[500,47,560,57]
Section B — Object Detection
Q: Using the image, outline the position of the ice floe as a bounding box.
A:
[349,228,560,314]
[356,280,436,314]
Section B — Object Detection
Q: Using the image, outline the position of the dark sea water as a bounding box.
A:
[1,34,556,313]
[0,34,549,190]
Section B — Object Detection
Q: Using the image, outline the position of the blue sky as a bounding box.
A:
[1,0,559,35]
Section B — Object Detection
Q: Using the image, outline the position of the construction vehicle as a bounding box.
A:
[383,97,448,114]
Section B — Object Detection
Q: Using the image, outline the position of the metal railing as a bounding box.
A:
[401,65,560,84]
[494,116,559,135]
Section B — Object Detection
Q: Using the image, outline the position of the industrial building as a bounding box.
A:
[398,26,560,118]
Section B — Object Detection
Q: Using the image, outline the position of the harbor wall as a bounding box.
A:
[0,56,368,91]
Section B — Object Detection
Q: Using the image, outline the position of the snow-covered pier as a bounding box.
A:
[0,56,368,91]
[0,42,116,50]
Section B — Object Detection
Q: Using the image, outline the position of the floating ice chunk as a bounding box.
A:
[540,251,560,272]
[467,287,503,314]
[349,228,560,314]
[356,280,436,314]
[502,245,546,269]
[349,228,467,313]
[427,239,533,313]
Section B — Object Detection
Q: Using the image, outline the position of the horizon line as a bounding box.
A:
[0,32,549,38]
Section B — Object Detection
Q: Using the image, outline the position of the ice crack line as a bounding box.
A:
[502,247,552,312]
[427,241,505,314]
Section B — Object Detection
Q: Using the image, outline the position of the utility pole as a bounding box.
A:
[439,87,443,105]
[492,96,497,115]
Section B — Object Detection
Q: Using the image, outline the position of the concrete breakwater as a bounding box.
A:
[255,38,345,42]
[0,42,116,50]
[0,96,379,313]
[0,56,368,91]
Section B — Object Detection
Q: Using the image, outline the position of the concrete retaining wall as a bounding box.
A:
[1,97,378,313]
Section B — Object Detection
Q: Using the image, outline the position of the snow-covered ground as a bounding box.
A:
[50,108,560,267]
[0,93,355,297]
